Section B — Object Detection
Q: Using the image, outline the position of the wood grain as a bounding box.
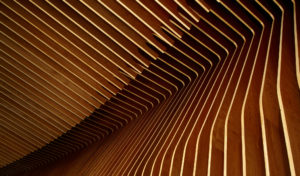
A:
[0,0,299,175]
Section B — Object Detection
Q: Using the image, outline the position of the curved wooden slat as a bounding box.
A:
[0,1,298,176]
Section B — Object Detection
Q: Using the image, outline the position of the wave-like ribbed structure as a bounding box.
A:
[0,0,299,175]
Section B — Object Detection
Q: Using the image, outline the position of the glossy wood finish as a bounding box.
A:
[0,0,299,175]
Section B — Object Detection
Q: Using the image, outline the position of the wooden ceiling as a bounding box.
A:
[0,0,299,175]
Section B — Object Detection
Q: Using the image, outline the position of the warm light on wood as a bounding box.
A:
[0,0,299,175]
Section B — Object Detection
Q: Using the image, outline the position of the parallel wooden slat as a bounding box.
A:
[0,1,299,176]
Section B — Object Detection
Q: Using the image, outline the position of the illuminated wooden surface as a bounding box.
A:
[0,0,299,175]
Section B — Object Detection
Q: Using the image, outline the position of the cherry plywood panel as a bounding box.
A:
[1,0,299,176]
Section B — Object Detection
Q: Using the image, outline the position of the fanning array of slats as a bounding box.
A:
[0,0,167,168]
[1,0,299,176]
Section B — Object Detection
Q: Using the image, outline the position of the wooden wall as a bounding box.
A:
[1,0,299,175]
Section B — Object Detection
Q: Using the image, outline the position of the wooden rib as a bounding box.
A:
[294,0,300,89]
[1,1,299,176]
[12,0,126,90]
[174,0,200,22]
[136,0,183,38]
[0,44,94,113]
[195,0,211,12]
[76,0,158,62]
[117,0,175,45]
[274,0,299,175]
[98,0,167,53]
[0,32,100,108]
[155,0,192,29]
[1,55,86,122]
[0,18,108,104]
